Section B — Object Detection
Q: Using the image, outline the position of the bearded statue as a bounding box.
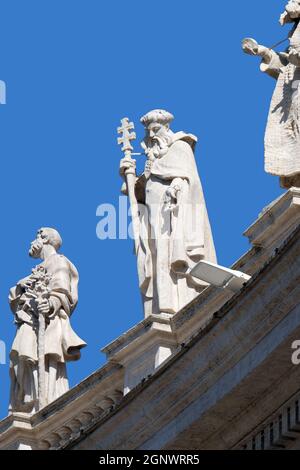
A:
[9,227,86,414]
[120,109,217,317]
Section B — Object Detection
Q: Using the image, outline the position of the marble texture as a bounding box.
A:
[243,1,300,188]
[119,110,217,317]
[1,191,300,449]
[9,228,86,414]
[102,313,178,395]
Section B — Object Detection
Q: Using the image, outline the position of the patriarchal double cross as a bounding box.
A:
[117,117,140,256]
[117,118,136,155]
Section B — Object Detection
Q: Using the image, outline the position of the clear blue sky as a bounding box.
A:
[0,0,286,419]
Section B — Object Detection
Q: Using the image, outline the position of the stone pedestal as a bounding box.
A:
[244,187,300,249]
[0,413,35,450]
[3,190,300,450]
[102,189,300,399]
[102,314,178,395]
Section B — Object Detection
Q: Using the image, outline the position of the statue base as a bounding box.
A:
[244,187,300,249]
[102,313,178,395]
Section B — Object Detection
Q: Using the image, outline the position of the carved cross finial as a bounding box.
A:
[117,117,136,155]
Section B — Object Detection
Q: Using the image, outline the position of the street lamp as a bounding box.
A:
[190,260,251,293]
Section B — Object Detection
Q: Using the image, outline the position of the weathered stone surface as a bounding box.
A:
[1,190,300,450]
[119,110,217,317]
[102,313,178,394]
[9,228,86,415]
[71,222,300,450]
[243,2,300,188]
[0,362,124,450]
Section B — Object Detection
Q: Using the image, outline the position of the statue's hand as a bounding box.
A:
[120,157,136,177]
[242,38,273,62]
[164,185,181,212]
[19,278,33,292]
[166,186,178,200]
[36,298,53,317]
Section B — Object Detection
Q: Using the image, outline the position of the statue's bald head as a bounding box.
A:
[29,227,62,259]
[39,227,62,251]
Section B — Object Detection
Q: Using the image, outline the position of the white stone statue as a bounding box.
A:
[9,228,86,414]
[119,110,217,317]
[243,1,300,188]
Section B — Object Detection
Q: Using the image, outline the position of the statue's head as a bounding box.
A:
[140,109,174,157]
[29,227,62,259]
[280,1,300,25]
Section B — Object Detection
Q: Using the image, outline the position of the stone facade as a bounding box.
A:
[1,189,300,450]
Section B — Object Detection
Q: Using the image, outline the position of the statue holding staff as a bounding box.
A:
[118,110,217,317]
[9,228,86,414]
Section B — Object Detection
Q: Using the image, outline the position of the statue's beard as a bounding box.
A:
[29,240,43,259]
[145,133,173,159]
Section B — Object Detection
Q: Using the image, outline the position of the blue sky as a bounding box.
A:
[0,0,286,419]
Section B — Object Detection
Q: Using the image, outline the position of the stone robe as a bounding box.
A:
[261,22,300,188]
[9,253,86,413]
[136,133,217,316]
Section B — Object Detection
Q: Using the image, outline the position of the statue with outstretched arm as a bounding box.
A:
[243,1,300,188]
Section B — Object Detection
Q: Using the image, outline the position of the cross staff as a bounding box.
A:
[117,117,140,255]
[118,117,136,154]
[26,267,52,410]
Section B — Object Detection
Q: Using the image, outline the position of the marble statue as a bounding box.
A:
[119,110,217,317]
[9,227,86,414]
[243,1,300,188]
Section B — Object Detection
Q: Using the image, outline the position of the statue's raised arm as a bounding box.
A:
[242,1,300,189]
[242,37,288,79]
